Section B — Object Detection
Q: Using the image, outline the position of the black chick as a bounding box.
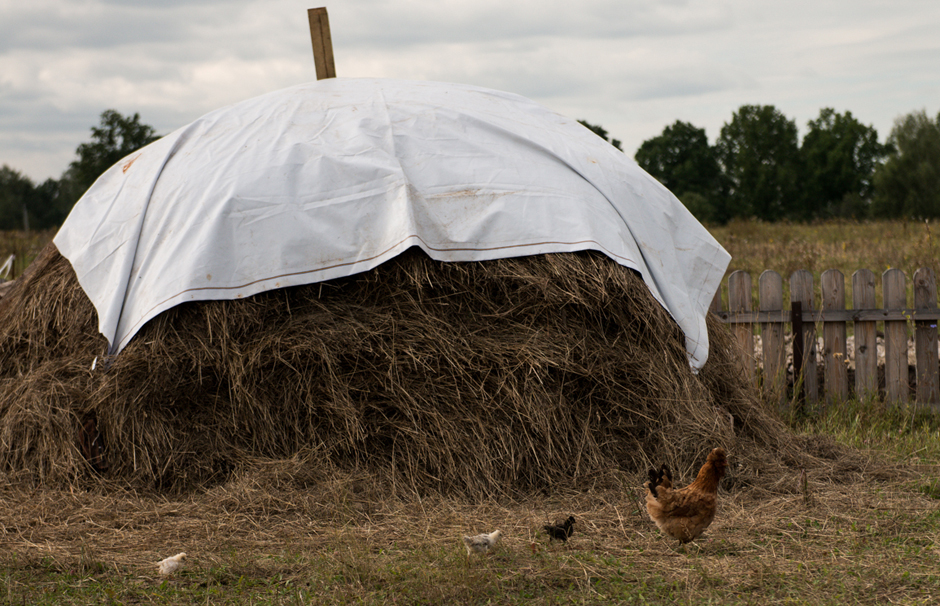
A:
[544,515,576,544]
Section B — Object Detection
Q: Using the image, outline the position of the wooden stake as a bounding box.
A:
[308,7,336,80]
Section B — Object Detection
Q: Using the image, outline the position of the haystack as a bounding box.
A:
[0,242,802,496]
[1,78,823,496]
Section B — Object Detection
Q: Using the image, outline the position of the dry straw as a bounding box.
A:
[0,244,826,497]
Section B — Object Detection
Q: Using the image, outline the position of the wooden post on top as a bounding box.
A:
[308,7,336,80]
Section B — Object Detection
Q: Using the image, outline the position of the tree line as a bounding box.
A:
[0,110,158,231]
[1,106,939,230]
[630,106,940,224]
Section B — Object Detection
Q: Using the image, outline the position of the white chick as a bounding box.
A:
[462,529,501,557]
[157,552,187,575]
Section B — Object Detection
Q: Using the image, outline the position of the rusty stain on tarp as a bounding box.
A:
[122,154,142,173]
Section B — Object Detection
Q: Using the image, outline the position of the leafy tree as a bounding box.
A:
[0,167,70,230]
[61,110,159,205]
[871,110,940,218]
[801,108,889,218]
[714,105,803,222]
[0,165,36,230]
[634,120,722,222]
[673,191,718,223]
[578,120,623,151]
[56,164,92,216]
[30,178,71,229]
[0,111,159,229]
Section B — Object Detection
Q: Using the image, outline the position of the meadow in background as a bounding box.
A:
[710,218,940,309]
[6,219,939,304]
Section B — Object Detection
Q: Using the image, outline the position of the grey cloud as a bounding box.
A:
[1,0,939,182]
[629,72,741,102]
[0,3,245,54]
[331,1,732,50]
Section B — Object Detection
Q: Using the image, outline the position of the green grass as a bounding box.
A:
[796,396,940,466]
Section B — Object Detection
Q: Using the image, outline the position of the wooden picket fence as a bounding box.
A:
[710,267,940,412]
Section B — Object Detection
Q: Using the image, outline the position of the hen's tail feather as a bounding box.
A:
[646,468,659,498]
[647,464,674,499]
[659,464,673,489]
[647,465,665,498]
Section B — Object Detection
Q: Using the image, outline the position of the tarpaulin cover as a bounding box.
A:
[54,78,730,369]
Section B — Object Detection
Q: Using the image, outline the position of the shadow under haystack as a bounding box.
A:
[0,243,801,496]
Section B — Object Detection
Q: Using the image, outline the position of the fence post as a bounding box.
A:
[914,268,939,408]
[821,269,847,407]
[790,270,818,407]
[729,270,754,381]
[883,268,909,404]
[759,270,786,411]
[852,269,878,400]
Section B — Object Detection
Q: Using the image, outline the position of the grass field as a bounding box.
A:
[0,228,54,281]
[2,221,940,604]
[710,219,940,309]
[4,219,939,283]
[5,219,938,298]
[1,402,938,605]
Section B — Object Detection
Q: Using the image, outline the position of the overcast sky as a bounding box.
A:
[1,0,938,183]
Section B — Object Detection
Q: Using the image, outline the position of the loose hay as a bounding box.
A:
[1,243,813,496]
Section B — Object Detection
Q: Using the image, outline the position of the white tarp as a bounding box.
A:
[54,78,730,369]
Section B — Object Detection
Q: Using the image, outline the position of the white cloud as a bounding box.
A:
[0,0,938,182]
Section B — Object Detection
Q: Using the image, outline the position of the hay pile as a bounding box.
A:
[0,244,803,496]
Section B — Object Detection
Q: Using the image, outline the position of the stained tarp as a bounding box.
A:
[53,78,730,369]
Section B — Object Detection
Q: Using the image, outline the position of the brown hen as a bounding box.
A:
[644,447,728,545]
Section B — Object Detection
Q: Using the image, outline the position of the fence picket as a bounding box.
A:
[883,269,909,404]
[710,266,940,410]
[852,269,878,400]
[759,271,786,411]
[790,270,818,406]
[729,270,754,381]
[821,269,848,406]
[914,268,939,407]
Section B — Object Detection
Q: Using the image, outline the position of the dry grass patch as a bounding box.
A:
[1,454,937,605]
[709,218,940,308]
[0,229,54,281]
